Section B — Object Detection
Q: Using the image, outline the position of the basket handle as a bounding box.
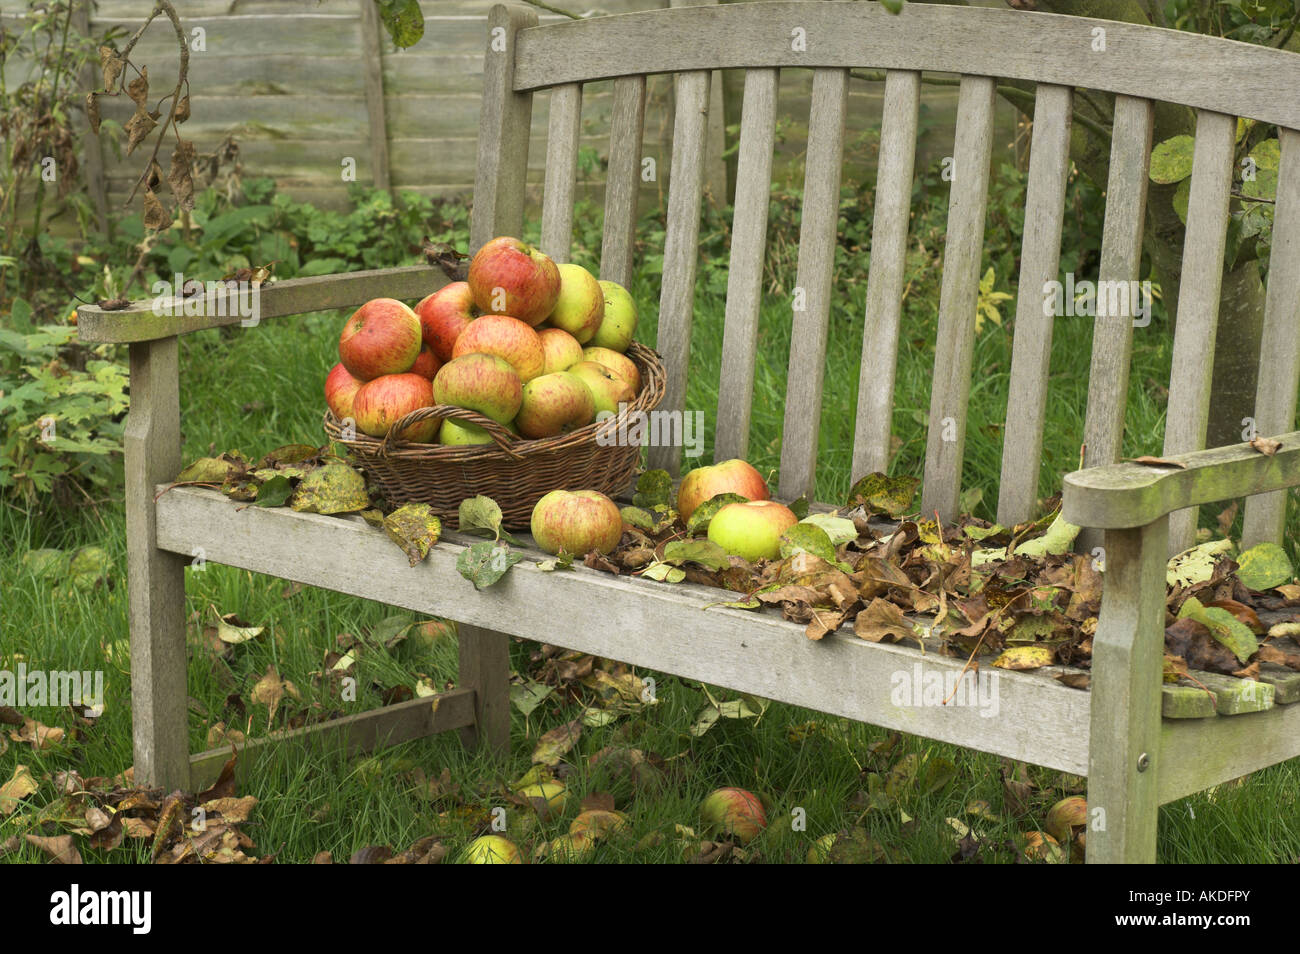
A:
[380,404,523,460]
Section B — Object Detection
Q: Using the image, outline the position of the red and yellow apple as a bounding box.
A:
[352,372,439,442]
[338,298,422,381]
[569,360,635,417]
[538,327,583,375]
[409,343,442,380]
[415,281,478,361]
[324,362,364,421]
[531,489,624,555]
[545,262,604,343]
[581,346,640,395]
[701,787,767,844]
[432,352,523,424]
[452,314,544,382]
[707,500,797,562]
[676,458,770,522]
[467,236,561,327]
[590,279,637,352]
[514,371,595,438]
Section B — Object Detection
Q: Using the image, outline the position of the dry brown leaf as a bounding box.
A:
[0,764,38,815]
[854,598,915,644]
[1250,435,1281,456]
[9,717,65,750]
[25,834,82,864]
[532,718,582,766]
[1123,455,1186,469]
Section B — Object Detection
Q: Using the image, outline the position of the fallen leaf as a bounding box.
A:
[0,764,38,815]
[1122,456,1186,468]
[24,834,82,865]
[1250,435,1281,456]
[532,719,582,766]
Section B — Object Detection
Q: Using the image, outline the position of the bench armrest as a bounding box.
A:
[76,264,447,344]
[1062,432,1300,529]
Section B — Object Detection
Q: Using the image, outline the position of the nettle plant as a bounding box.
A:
[0,0,105,307]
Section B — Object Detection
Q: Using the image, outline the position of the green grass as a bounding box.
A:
[4,182,1300,865]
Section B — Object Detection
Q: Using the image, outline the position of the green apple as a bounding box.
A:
[438,417,516,445]
[546,263,604,343]
[514,371,595,438]
[460,835,523,864]
[590,280,637,352]
[707,499,798,562]
[432,352,522,424]
[569,360,635,417]
[530,489,624,555]
[581,346,640,394]
[676,458,770,522]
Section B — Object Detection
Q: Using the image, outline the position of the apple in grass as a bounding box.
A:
[352,373,439,442]
[545,263,604,343]
[676,458,770,522]
[460,835,523,864]
[701,788,767,844]
[409,343,442,380]
[514,371,595,438]
[432,353,523,424]
[338,298,422,380]
[324,362,364,420]
[451,314,544,382]
[707,500,798,562]
[415,281,478,361]
[531,490,624,556]
[590,280,638,352]
[581,346,641,395]
[468,236,560,327]
[569,360,635,417]
[538,327,583,375]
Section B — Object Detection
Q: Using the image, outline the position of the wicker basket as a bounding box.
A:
[323,342,666,528]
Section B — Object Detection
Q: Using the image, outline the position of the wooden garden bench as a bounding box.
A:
[76,1,1300,864]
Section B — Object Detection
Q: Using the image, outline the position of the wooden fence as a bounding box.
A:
[1,0,1019,218]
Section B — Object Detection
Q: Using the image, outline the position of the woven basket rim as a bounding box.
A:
[323,341,666,463]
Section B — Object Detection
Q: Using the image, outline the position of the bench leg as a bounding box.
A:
[125,338,191,791]
[1086,517,1167,863]
[457,622,511,753]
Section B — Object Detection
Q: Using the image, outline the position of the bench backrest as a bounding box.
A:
[471,1,1300,551]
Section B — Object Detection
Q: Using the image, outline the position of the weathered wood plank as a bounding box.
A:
[921,75,997,522]
[76,265,449,344]
[470,4,537,253]
[1063,430,1300,529]
[1161,111,1238,553]
[1191,670,1274,715]
[714,68,779,464]
[1161,682,1218,719]
[457,624,512,753]
[540,83,584,262]
[1158,698,1300,803]
[358,0,392,192]
[1241,127,1300,549]
[996,84,1072,526]
[73,0,108,236]
[1086,517,1167,864]
[1080,95,1154,553]
[852,70,919,480]
[125,338,189,791]
[512,3,1300,129]
[600,75,647,288]
[189,689,477,792]
[777,68,848,501]
[1258,662,1300,704]
[648,70,711,476]
[155,487,1094,777]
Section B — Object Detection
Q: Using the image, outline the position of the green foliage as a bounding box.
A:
[0,323,127,505]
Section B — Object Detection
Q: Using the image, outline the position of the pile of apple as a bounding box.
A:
[324,236,641,446]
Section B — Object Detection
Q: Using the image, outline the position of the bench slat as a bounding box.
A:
[1082,96,1154,473]
[778,68,849,501]
[1241,126,1300,549]
[921,75,997,522]
[599,75,647,288]
[852,69,920,479]
[540,82,584,263]
[470,4,537,252]
[648,70,712,476]
[1162,110,1238,553]
[715,68,780,464]
[996,84,1073,526]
